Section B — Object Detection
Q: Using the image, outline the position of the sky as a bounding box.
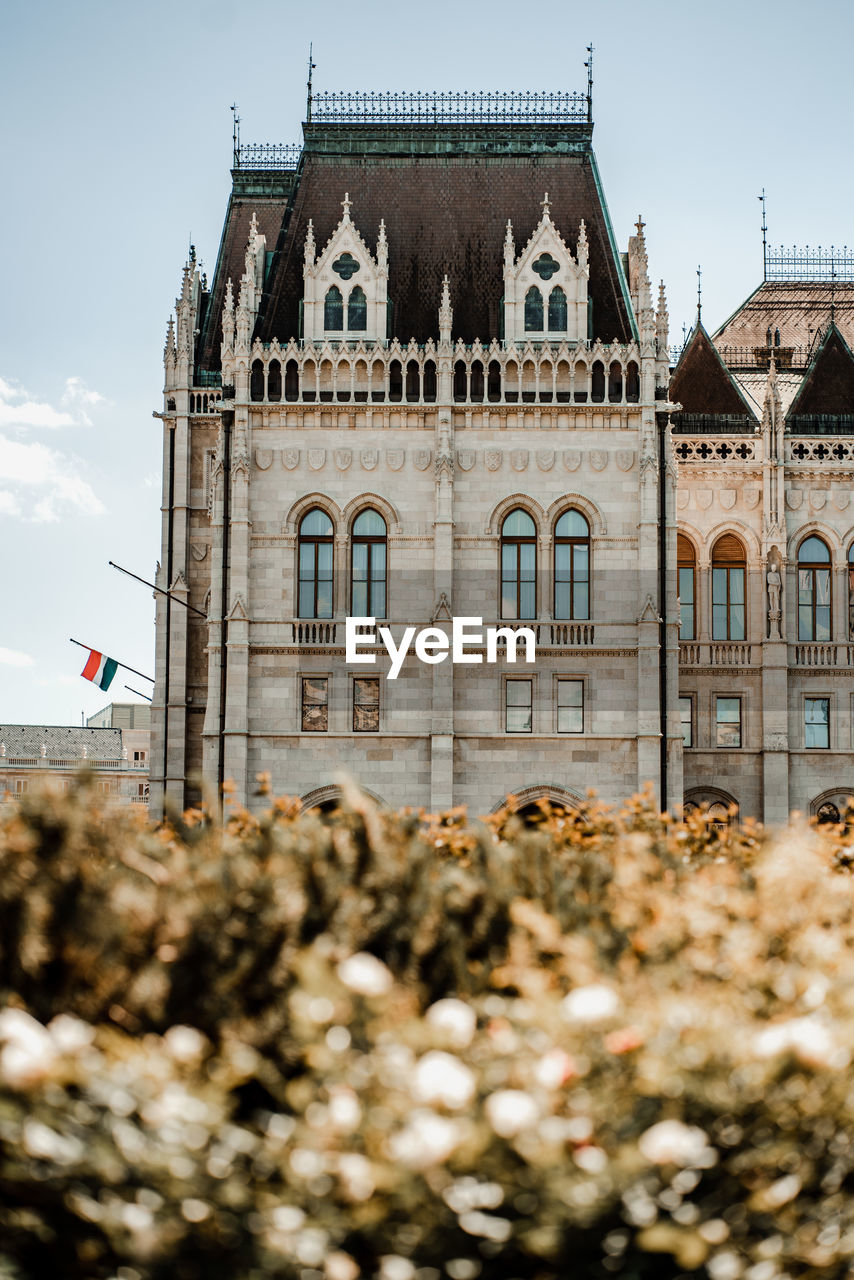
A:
[2,0,853,725]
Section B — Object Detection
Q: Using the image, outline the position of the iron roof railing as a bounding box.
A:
[308,90,589,124]
[765,245,854,282]
[233,142,302,171]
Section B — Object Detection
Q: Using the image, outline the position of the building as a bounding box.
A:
[671,262,854,825]
[150,84,854,824]
[150,85,680,819]
[0,704,150,804]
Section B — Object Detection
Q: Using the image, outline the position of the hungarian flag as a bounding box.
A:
[81,649,118,690]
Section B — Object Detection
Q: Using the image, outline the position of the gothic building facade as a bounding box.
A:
[149,89,854,824]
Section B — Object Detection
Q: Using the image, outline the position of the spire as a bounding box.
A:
[304,218,316,270]
[656,280,669,349]
[221,279,235,354]
[341,192,351,223]
[540,191,551,220]
[439,274,453,344]
[164,316,176,361]
[504,220,515,269]
[377,218,388,275]
[576,219,588,271]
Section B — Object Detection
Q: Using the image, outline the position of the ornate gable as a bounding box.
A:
[303,194,388,344]
[670,323,758,420]
[503,194,589,345]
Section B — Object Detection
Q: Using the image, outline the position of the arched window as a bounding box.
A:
[554,509,590,620]
[298,508,334,618]
[817,801,840,825]
[324,286,343,331]
[798,536,831,641]
[267,359,282,402]
[677,535,696,640]
[250,359,264,402]
[711,534,746,640]
[525,286,543,332]
[348,286,367,331]
[501,509,537,619]
[351,509,387,617]
[548,286,567,332]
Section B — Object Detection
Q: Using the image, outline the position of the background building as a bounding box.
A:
[150,88,854,824]
[671,261,854,825]
[0,704,150,804]
[150,87,679,818]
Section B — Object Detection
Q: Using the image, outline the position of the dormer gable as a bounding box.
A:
[786,321,854,420]
[503,195,589,345]
[670,322,758,424]
[303,194,388,345]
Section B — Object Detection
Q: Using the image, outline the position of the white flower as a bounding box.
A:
[0,1009,57,1087]
[534,1047,575,1089]
[164,1025,208,1063]
[485,1089,539,1138]
[326,1253,360,1280]
[426,998,477,1048]
[754,1014,840,1069]
[561,984,620,1024]
[328,1086,362,1132]
[459,1210,512,1242]
[337,952,394,996]
[379,1257,416,1280]
[638,1120,715,1168]
[337,1153,375,1201]
[389,1109,462,1167]
[413,1051,476,1109]
[48,1014,95,1053]
[574,1145,608,1173]
[22,1119,83,1164]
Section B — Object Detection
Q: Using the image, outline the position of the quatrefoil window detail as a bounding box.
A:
[332,253,360,280]
[532,253,560,280]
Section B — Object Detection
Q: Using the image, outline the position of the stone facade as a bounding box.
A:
[1,707,150,805]
[150,94,854,824]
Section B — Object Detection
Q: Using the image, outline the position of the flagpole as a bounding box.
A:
[69,638,155,684]
[108,561,207,617]
[124,684,153,702]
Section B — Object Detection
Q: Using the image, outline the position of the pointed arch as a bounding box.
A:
[284,492,344,536]
[487,783,584,816]
[544,492,606,538]
[300,783,388,813]
[342,492,402,534]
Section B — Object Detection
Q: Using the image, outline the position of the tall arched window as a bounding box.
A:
[348,286,367,330]
[298,508,334,618]
[711,534,746,640]
[324,286,343,331]
[524,287,543,332]
[501,509,537,619]
[677,534,696,640]
[554,509,590,620]
[351,509,387,617]
[548,286,567,332]
[798,535,831,641]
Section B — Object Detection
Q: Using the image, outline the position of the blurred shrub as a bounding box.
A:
[2,782,854,1278]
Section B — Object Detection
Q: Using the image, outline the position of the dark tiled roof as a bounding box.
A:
[714,280,854,356]
[787,323,854,417]
[252,132,634,348]
[670,324,758,418]
[196,176,295,376]
[0,726,123,760]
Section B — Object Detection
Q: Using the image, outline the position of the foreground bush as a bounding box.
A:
[2,782,854,1278]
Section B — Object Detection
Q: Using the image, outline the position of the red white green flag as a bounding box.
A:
[80,649,118,691]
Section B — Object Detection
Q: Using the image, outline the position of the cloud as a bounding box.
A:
[0,435,105,522]
[0,375,106,430]
[0,647,34,667]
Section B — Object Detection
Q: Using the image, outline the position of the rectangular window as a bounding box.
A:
[506,678,533,733]
[805,697,830,749]
[14,778,28,794]
[712,566,745,641]
[301,677,329,732]
[133,750,146,763]
[678,566,695,640]
[679,696,693,747]
[556,679,583,733]
[715,696,742,748]
[353,677,379,733]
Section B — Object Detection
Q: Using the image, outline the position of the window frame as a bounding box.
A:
[353,675,380,733]
[679,694,694,748]
[500,508,537,621]
[505,675,534,734]
[677,535,696,641]
[347,285,367,331]
[804,695,830,750]
[301,674,330,733]
[524,285,544,332]
[298,508,335,619]
[714,694,743,749]
[711,536,746,641]
[553,509,590,621]
[798,536,832,642]
[350,509,388,619]
[555,676,584,734]
[547,285,568,333]
[324,285,344,331]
